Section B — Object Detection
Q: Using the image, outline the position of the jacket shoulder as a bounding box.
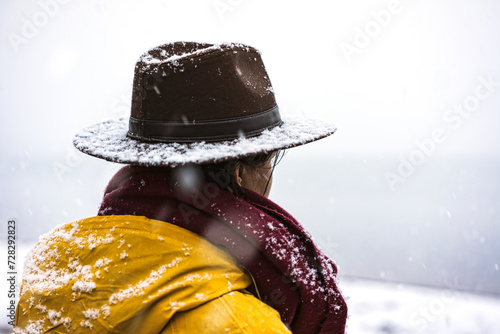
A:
[164,290,292,334]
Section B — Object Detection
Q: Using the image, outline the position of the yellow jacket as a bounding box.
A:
[15,215,291,333]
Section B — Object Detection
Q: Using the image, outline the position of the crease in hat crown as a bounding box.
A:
[72,41,337,167]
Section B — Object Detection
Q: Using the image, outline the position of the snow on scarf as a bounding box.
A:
[98,165,347,333]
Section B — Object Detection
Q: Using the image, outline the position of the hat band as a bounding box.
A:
[127,106,282,143]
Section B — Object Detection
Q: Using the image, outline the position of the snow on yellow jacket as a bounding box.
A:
[15,215,292,333]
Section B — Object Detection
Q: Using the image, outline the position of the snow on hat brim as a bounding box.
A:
[73,115,336,166]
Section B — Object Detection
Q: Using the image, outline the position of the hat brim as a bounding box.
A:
[73,115,336,166]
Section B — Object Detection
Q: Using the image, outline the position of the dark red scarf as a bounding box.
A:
[98,165,347,333]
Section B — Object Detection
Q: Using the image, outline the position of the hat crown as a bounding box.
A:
[131,42,277,123]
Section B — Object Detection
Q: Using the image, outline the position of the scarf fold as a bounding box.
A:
[98,165,347,333]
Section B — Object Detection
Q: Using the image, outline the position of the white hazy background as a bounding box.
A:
[1,0,500,314]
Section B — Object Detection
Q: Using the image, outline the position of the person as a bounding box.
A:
[14,42,347,333]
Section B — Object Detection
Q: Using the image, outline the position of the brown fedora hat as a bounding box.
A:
[73,42,336,166]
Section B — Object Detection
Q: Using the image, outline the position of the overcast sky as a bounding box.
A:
[1,0,499,160]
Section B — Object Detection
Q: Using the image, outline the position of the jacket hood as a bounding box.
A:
[15,215,252,333]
